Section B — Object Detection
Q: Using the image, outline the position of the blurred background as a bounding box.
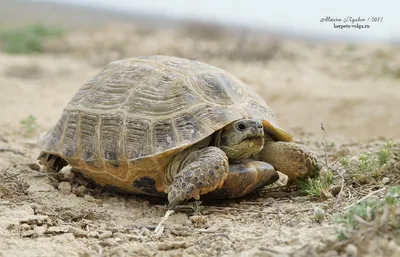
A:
[0,0,399,142]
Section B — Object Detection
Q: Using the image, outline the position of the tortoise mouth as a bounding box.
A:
[240,136,264,149]
[243,132,264,142]
[223,136,264,161]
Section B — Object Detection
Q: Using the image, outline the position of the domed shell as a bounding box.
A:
[39,55,292,193]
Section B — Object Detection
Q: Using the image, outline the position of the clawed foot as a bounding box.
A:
[166,147,228,209]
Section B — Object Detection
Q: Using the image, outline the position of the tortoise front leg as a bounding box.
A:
[166,146,229,209]
[256,134,321,183]
[205,160,279,199]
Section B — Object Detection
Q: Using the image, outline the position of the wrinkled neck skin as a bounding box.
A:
[213,119,265,163]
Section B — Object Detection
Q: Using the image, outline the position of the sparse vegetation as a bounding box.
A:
[382,64,400,79]
[20,115,40,135]
[0,24,63,54]
[299,169,335,198]
[339,141,394,183]
[333,186,400,240]
[188,200,205,215]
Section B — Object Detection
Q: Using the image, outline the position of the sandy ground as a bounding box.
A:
[0,3,400,257]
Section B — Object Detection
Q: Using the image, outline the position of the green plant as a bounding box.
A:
[334,198,381,229]
[299,169,334,198]
[333,186,400,240]
[20,115,40,135]
[0,24,63,54]
[340,142,394,183]
[385,186,400,205]
[189,200,205,215]
[378,141,394,166]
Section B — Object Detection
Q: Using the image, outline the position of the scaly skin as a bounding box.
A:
[166,119,267,208]
[166,146,229,209]
[166,119,321,208]
[256,134,321,183]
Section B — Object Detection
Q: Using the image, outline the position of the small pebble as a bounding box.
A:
[112,232,124,239]
[330,185,342,196]
[60,167,75,180]
[21,230,34,237]
[26,163,41,171]
[388,240,400,252]
[189,215,208,227]
[69,227,88,237]
[73,185,87,197]
[345,244,358,257]
[33,225,46,237]
[99,238,118,247]
[88,231,99,238]
[83,195,99,202]
[29,203,38,211]
[58,182,72,195]
[20,224,31,230]
[139,227,151,236]
[189,215,202,222]
[105,226,119,233]
[164,213,189,225]
[91,244,102,252]
[157,242,188,250]
[382,177,390,185]
[313,207,325,222]
[46,226,69,234]
[98,231,113,240]
[275,171,288,186]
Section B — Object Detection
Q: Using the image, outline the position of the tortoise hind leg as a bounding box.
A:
[38,152,68,172]
[205,161,279,199]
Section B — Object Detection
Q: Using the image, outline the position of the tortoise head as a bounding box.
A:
[215,119,264,161]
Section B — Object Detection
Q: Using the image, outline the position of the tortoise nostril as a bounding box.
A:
[236,123,246,131]
[257,123,263,129]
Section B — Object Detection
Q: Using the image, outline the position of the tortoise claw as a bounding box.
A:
[166,179,202,209]
[167,195,181,210]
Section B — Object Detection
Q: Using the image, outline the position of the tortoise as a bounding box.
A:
[38,55,320,208]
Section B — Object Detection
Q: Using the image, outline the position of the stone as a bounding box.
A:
[58,182,72,195]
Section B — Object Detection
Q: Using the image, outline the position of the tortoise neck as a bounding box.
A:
[212,130,223,148]
[264,133,275,143]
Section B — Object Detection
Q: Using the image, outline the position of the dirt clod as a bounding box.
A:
[98,231,113,240]
[69,227,88,237]
[345,244,358,257]
[58,182,72,195]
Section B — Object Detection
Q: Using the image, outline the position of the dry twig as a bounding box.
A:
[0,148,25,156]
[321,123,345,199]
[344,188,386,211]
[154,210,174,236]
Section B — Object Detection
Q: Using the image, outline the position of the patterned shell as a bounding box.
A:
[39,56,292,191]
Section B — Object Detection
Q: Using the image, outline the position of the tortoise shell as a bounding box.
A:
[39,55,292,195]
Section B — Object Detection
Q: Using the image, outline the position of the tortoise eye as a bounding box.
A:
[235,122,247,131]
